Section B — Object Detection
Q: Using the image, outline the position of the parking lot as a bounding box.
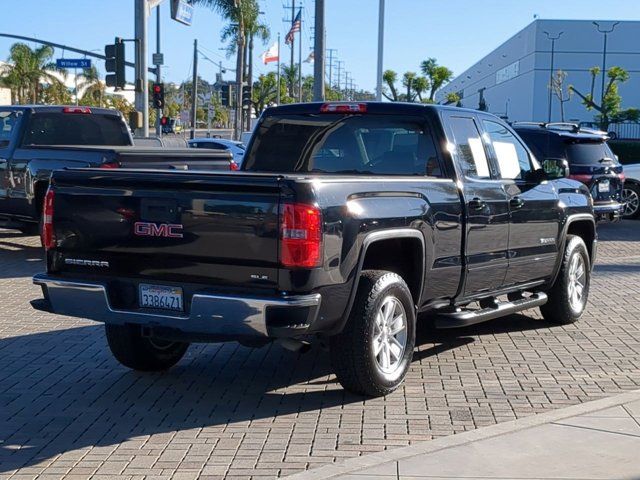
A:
[1,221,639,480]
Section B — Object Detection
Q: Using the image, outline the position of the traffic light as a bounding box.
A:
[105,37,125,90]
[160,116,168,126]
[221,85,231,107]
[242,85,251,107]
[152,83,165,109]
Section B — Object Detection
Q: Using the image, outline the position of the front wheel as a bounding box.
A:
[105,324,189,372]
[622,183,640,219]
[540,235,591,324]
[330,270,416,397]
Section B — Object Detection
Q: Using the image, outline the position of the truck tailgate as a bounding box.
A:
[48,169,282,291]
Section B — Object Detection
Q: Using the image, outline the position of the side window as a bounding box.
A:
[448,116,491,178]
[483,120,532,180]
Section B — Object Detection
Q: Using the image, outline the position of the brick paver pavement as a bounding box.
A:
[0,221,639,479]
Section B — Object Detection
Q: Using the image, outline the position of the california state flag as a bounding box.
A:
[261,42,279,64]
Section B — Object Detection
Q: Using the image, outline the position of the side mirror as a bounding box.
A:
[542,158,569,180]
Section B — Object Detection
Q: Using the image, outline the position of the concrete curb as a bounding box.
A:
[287,388,640,479]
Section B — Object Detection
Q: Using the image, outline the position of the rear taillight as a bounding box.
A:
[320,102,367,113]
[229,161,239,171]
[42,188,55,251]
[62,106,91,114]
[568,174,594,185]
[619,172,626,182]
[99,161,120,169]
[280,203,322,268]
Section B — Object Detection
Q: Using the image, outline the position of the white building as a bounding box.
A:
[436,19,640,124]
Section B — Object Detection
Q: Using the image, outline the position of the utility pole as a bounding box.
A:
[313,0,325,101]
[134,0,149,137]
[543,31,563,123]
[593,21,619,110]
[190,39,198,140]
[326,48,337,89]
[376,0,385,101]
[289,0,296,73]
[336,60,344,99]
[155,4,162,137]
[277,33,281,105]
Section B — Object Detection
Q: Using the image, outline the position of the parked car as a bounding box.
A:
[0,105,236,234]
[188,138,244,167]
[513,122,625,222]
[621,163,640,218]
[33,102,596,396]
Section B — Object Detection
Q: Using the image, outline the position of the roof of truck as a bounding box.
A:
[0,105,122,116]
[263,101,484,117]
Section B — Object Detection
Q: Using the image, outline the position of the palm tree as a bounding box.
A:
[382,69,399,101]
[1,43,65,104]
[402,72,417,102]
[251,72,279,116]
[281,64,299,98]
[412,76,429,103]
[77,66,105,107]
[193,0,268,134]
[420,58,453,102]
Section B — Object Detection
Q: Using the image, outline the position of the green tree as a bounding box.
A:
[1,43,66,103]
[281,64,299,98]
[569,66,638,129]
[444,92,461,106]
[251,71,280,115]
[382,69,399,101]
[41,81,72,105]
[412,76,430,103]
[78,66,105,107]
[402,72,417,102]
[420,58,453,102]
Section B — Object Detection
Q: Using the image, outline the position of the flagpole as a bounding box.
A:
[277,33,281,105]
[298,9,302,102]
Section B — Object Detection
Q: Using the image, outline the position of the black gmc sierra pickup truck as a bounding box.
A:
[33,102,597,396]
[0,105,235,233]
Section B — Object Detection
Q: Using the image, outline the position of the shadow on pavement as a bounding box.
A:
[0,230,43,279]
[0,310,557,474]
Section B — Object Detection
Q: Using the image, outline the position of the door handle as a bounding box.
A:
[509,196,525,209]
[468,198,487,211]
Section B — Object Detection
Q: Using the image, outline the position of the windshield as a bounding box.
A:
[22,112,131,146]
[0,110,22,148]
[243,113,441,176]
[565,141,618,165]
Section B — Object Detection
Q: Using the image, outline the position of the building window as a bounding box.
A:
[496,61,520,85]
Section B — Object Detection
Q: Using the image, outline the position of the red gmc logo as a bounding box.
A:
[134,222,184,238]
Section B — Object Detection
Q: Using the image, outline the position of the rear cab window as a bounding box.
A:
[22,112,131,146]
[0,110,23,149]
[243,114,442,176]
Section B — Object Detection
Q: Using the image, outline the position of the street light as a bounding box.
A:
[593,21,620,107]
[543,30,563,122]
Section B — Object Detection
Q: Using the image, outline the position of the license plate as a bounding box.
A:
[598,180,610,193]
[139,284,183,311]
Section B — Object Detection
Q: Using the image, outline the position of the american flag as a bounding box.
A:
[285,10,301,45]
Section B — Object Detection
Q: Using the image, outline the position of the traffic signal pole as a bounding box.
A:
[134,0,149,137]
[190,39,198,140]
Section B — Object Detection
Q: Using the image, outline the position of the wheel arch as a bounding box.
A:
[336,229,425,334]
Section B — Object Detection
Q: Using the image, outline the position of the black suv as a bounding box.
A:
[513,123,624,221]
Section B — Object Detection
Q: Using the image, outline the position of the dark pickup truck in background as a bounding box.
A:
[33,102,597,396]
[0,105,236,233]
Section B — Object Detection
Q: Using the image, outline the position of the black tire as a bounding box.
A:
[330,270,416,397]
[105,324,189,372]
[622,183,640,219]
[540,235,590,325]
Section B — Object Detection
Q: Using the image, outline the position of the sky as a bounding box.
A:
[1,0,639,92]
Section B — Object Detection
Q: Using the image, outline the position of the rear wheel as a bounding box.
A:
[330,270,416,397]
[540,235,590,324]
[105,324,189,372]
[622,183,640,219]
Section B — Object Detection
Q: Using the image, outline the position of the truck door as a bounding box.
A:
[442,112,510,296]
[0,109,23,216]
[480,119,561,285]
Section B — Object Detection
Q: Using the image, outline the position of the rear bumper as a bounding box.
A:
[33,273,321,340]
[594,202,624,222]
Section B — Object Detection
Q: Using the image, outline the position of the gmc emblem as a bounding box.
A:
[134,222,184,238]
